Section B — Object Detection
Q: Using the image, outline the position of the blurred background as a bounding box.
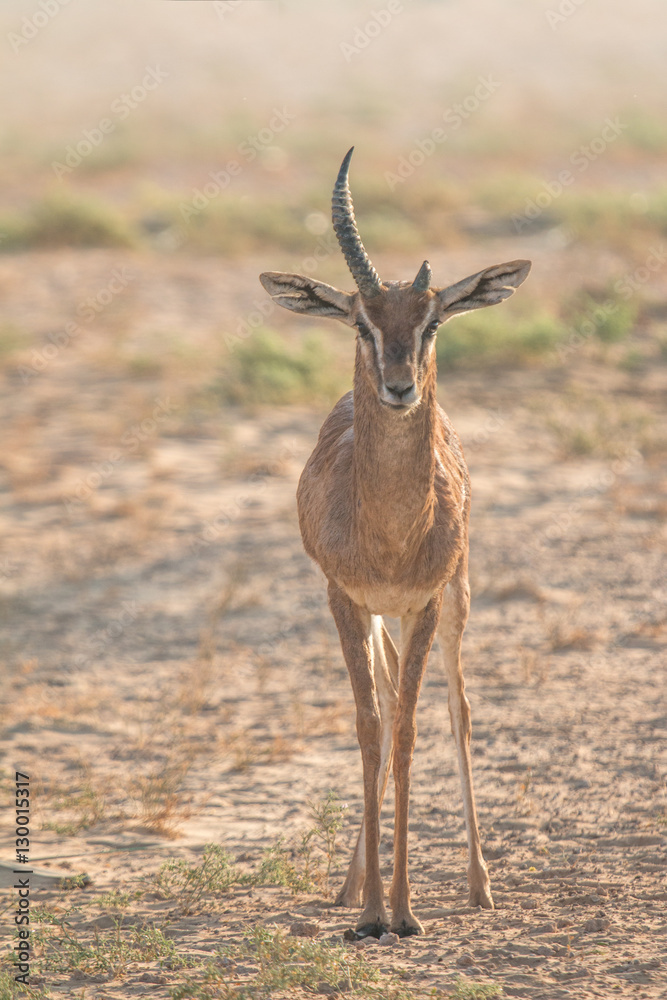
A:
[1,2,666,996]
[2,0,667,391]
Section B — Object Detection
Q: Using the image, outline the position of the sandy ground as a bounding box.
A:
[0,249,666,998]
[1,2,667,996]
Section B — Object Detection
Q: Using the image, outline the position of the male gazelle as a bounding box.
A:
[260,148,531,938]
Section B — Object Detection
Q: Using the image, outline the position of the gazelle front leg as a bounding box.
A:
[439,572,493,909]
[390,591,444,936]
[336,619,399,908]
[327,583,389,936]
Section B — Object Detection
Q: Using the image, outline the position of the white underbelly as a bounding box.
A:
[341,581,435,618]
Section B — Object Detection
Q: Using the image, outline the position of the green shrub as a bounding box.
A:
[1,193,136,250]
[172,928,412,1000]
[436,310,566,369]
[218,327,348,406]
[184,199,309,255]
[253,838,315,893]
[565,291,637,344]
[0,324,24,363]
[622,109,667,153]
[451,979,504,999]
[149,845,248,913]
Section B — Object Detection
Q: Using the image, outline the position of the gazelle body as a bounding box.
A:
[260,148,531,937]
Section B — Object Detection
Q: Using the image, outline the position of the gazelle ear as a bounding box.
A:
[435,260,531,319]
[259,272,356,325]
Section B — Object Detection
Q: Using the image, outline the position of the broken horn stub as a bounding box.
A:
[331,146,383,299]
[412,260,432,292]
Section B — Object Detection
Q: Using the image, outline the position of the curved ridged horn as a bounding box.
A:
[412,259,432,292]
[331,147,382,298]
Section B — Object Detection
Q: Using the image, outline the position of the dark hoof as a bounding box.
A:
[392,920,423,938]
[344,922,388,941]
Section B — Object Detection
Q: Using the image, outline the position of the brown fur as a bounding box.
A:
[260,256,530,935]
[297,343,468,614]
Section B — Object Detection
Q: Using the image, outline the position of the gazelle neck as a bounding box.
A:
[352,349,438,548]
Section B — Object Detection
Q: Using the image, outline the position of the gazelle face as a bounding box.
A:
[260,257,532,410]
[260,150,531,407]
[355,284,438,411]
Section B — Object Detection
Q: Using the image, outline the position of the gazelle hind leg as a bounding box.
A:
[335,618,398,908]
[439,577,493,909]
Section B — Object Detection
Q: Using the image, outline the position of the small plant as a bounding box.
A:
[566,291,637,344]
[252,793,346,896]
[31,903,70,924]
[184,196,312,256]
[309,790,347,892]
[216,327,347,407]
[149,844,249,914]
[623,108,667,152]
[0,968,44,1000]
[254,838,315,894]
[42,768,107,835]
[97,888,143,910]
[0,325,24,365]
[171,964,242,1000]
[594,301,637,343]
[38,915,182,978]
[134,752,196,837]
[172,928,412,999]
[450,979,504,999]
[224,731,261,772]
[436,309,566,369]
[544,391,657,459]
[60,873,89,890]
[1,192,137,251]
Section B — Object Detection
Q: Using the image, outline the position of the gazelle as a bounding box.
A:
[260,148,531,938]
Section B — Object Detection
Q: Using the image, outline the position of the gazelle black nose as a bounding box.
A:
[386,382,415,400]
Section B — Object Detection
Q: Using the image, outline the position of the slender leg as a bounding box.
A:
[389,591,443,936]
[327,583,389,935]
[336,618,398,908]
[439,569,493,909]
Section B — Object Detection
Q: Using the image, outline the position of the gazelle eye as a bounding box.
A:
[356,320,372,340]
[423,320,439,338]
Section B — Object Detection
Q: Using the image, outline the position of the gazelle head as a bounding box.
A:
[260,147,531,412]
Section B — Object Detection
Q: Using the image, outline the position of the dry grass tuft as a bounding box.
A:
[132,748,198,837]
